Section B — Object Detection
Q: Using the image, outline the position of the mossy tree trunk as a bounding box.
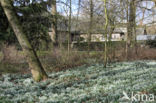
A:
[103,0,108,68]
[127,0,136,59]
[0,0,48,82]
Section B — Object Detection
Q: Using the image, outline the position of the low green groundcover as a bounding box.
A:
[0,61,156,103]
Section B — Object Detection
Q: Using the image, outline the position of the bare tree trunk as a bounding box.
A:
[104,0,108,68]
[127,0,136,60]
[108,0,116,62]
[108,24,115,62]
[107,1,115,62]
[50,0,58,47]
[126,0,129,60]
[68,0,72,54]
[88,0,93,54]
[0,0,48,82]
[154,0,156,6]
[140,8,145,26]
[76,0,81,46]
[131,0,137,55]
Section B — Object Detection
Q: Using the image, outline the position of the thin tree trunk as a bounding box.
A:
[126,0,129,60]
[50,0,58,47]
[108,0,115,62]
[76,0,81,46]
[154,0,156,6]
[104,0,108,68]
[140,8,145,26]
[68,0,72,54]
[88,0,93,54]
[108,26,114,62]
[127,0,136,58]
[133,5,137,56]
[126,0,136,60]
[0,0,48,82]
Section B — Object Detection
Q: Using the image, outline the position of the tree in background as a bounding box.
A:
[103,0,108,68]
[107,0,116,61]
[88,0,93,53]
[76,0,81,46]
[68,0,72,54]
[49,0,58,47]
[127,0,137,59]
[0,0,48,81]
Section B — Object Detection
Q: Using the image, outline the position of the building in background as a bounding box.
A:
[80,27,127,42]
[137,35,156,41]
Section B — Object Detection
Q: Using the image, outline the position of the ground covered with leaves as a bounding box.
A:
[0,61,156,103]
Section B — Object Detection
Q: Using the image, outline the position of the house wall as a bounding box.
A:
[137,35,156,41]
[80,33,125,42]
[48,31,127,43]
[49,31,80,43]
[112,34,120,39]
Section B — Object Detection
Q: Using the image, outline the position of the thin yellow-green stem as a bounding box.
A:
[104,0,108,68]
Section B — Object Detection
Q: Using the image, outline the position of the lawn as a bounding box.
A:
[0,61,156,103]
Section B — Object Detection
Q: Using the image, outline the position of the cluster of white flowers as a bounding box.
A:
[0,61,156,102]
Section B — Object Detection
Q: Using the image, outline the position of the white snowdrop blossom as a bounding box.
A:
[0,61,156,102]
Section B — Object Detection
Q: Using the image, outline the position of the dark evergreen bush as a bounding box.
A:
[146,38,156,48]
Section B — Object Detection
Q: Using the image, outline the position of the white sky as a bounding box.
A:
[15,0,156,24]
[137,1,156,24]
